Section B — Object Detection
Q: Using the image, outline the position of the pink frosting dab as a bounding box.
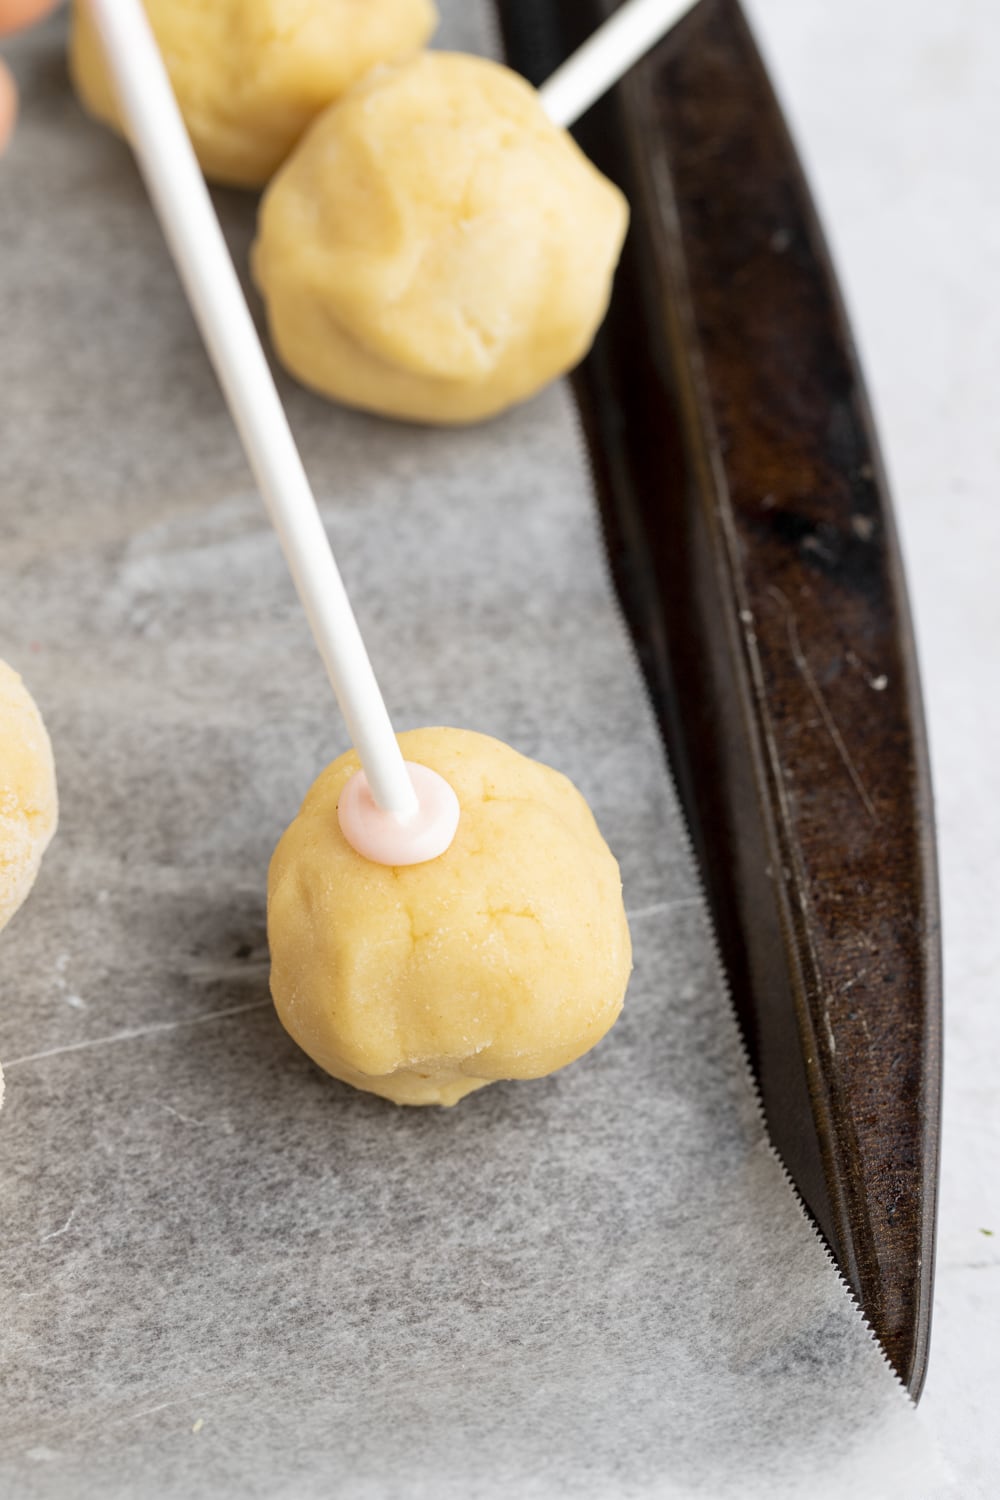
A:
[337,762,460,867]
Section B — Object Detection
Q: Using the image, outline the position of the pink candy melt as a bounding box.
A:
[337,762,460,866]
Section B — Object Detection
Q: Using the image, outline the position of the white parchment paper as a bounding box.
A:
[0,6,953,1497]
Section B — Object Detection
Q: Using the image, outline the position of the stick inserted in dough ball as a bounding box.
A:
[0,659,57,934]
[69,0,439,188]
[251,51,630,425]
[267,728,632,1106]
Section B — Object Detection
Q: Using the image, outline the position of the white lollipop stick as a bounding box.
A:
[84,0,419,823]
[538,0,695,128]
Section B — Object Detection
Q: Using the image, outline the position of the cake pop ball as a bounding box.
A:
[251,51,630,425]
[267,728,631,1106]
[69,0,438,188]
[0,58,15,154]
[0,660,58,933]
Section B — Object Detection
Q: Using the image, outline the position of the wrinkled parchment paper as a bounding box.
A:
[0,7,953,1497]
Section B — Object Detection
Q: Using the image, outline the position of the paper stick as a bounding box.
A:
[539,0,694,128]
[84,0,419,821]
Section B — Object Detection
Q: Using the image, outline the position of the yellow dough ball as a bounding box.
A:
[69,0,438,188]
[267,728,631,1106]
[251,52,630,424]
[0,661,58,934]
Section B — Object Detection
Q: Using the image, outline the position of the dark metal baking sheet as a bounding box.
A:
[498,0,941,1396]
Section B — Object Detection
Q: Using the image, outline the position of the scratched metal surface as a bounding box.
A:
[498,0,940,1394]
[737,0,1000,1488]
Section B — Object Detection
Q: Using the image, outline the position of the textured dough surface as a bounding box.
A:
[267,728,632,1105]
[0,660,58,934]
[69,0,438,188]
[252,52,630,423]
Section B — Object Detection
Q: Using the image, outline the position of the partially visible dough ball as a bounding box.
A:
[252,52,630,424]
[0,660,58,934]
[267,728,631,1106]
[69,0,438,188]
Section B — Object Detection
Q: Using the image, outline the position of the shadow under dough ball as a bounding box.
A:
[69,0,438,188]
[267,728,632,1106]
[252,51,630,424]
